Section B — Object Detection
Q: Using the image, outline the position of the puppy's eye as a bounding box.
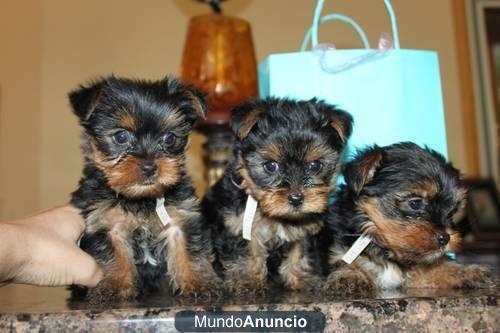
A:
[307,161,322,173]
[113,130,131,145]
[263,161,279,174]
[163,132,176,147]
[407,198,425,211]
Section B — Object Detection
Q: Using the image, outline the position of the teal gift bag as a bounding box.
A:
[259,0,447,158]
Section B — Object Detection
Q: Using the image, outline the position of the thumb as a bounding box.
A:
[13,244,104,287]
[68,248,104,287]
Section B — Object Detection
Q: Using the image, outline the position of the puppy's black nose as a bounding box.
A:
[140,162,157,178]
[288,192,304,207]
[437,232,450,246]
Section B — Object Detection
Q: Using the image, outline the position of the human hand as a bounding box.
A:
[0,205,103,287]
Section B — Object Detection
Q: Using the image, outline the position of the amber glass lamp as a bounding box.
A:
[181,0,258,186]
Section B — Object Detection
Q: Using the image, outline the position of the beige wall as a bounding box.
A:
[1,0,466,219]
[0,1,43,219]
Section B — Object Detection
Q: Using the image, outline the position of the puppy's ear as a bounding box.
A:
[344,146,383,195]
[231,100,266,140]
[69,81,104,122]
[185,87,208,120]
[323,105,353,144]
[163,77,208,121]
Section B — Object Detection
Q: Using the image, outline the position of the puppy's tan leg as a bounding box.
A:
[225,238,268,294]
[279,241,321,291]
[164,225,200,295]
[86,208,137,304]
[90,237,137,302]
[161,205,222,297]
[406,261,497,289]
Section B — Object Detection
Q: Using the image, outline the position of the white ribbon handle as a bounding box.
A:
[313,33,394,74]
[301,14,370,51]
[310,0,400,49]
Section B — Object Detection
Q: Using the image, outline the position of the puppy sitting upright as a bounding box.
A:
[70,76,220,303]
[323,142,496,297]
[202,98,353,293]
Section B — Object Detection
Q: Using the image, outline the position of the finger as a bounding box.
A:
[35,244,103,287]
[35,205,85,244]
[68,249,104,287]
[13,240,103,287]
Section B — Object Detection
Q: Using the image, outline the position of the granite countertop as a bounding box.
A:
[0,285,498,332]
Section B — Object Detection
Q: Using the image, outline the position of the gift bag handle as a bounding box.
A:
[310,0,400,49]
[300,14,371,51]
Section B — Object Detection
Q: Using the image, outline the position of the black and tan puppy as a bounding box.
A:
[70,76,220,303]
[202,98,353,293]
[322,142,496,297]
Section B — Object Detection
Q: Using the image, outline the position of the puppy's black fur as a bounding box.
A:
[70,76,220,303]
[202,97,353,293]
[321,142,496,297]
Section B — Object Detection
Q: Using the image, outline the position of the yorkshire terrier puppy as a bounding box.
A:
[202,98,353,293]
[70,76,221,303]
[322,142,496,297]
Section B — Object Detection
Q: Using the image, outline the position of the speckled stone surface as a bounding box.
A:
[0,287,498,332]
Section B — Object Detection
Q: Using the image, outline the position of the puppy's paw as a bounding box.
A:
[313,275,327,291]
[174,259,225,298]
[282,273,323,292]
[461,265,498,289]
[179,274,225,299]
[300,275,324,292]
[86,278,136,305]
[226,274,268,296]
[323,268,378,299]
